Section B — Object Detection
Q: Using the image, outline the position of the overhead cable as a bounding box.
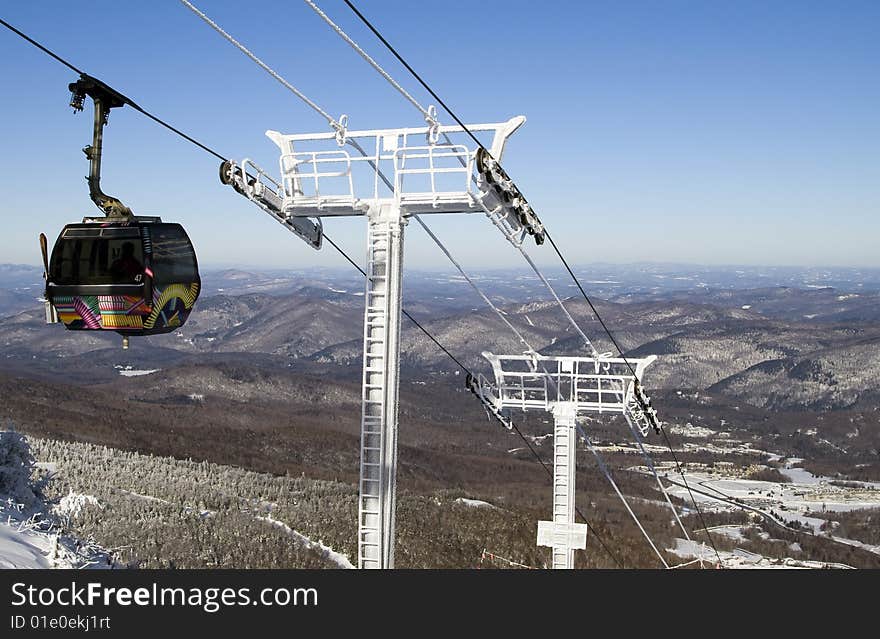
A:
[179,0,345,136]
[340,0,723,560]
[581,430,670,568]
[302,0,436,127]
[1,13,623,570]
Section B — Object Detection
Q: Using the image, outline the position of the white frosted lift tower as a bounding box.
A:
[220,115,544,569]
[471,352,658,569]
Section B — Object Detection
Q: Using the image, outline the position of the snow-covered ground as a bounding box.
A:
[667,423,718,438]
[662,460,880,518]
[0,502,112,570]
[703,525,748,543]
[3,430,364,570]
[1,430,112,570]
[595,437,771,458]
[116,367,160,377]
[0,520,54,569]
[658,458,880,559]
[667,538,853,569]
[256,515,354,569]
[455,497,499,509]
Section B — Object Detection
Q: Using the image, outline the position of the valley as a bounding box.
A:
[1,263,879,568]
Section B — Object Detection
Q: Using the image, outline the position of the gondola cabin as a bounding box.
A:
[46,218,200,335]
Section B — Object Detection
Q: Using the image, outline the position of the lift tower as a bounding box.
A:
[222,116,541,568]
[471,352,658,569]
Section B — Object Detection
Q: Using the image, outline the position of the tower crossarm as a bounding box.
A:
[220,158,323,249]
[465,371,515,430]
[480,351,657,417]
[248,117,539,238]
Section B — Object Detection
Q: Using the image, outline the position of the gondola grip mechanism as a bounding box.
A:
[69,74,133,220]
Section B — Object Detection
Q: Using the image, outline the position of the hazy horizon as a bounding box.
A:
[5,258,880,274]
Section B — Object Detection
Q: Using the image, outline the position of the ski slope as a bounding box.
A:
[0,522,53,569]
[256,515,354,569]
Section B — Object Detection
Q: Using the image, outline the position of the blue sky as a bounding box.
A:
[0,0,877,270]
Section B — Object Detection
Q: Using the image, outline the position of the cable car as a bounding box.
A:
[46,219,200,335]
[40,74,200,344]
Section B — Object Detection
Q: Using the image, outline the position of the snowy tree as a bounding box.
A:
[0,424,38,506]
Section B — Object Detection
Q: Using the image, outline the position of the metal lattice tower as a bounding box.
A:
[473,352,658,569]
[222,116,543,568]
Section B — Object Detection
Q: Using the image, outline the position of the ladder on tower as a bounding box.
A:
[551,408,577,569]
[358,210,404,569]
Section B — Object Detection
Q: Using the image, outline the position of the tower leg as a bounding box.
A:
[358,203,405,569]
[551,404,577,569]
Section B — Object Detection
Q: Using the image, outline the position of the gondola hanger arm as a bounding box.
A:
[69,74,135,219]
